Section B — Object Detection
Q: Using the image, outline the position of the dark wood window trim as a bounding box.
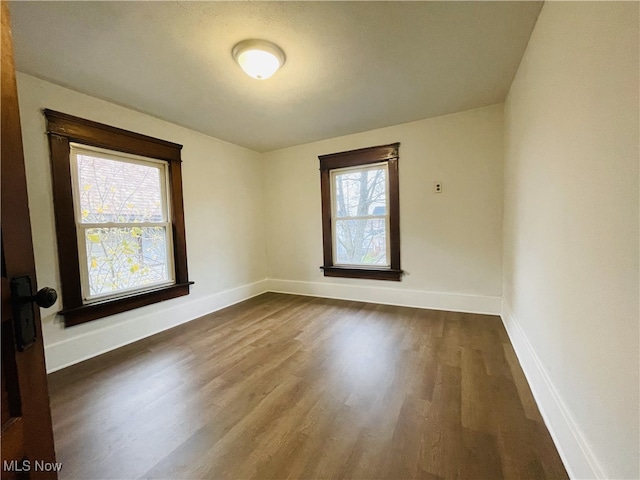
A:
[44,109,192,327]
[319,143,402,281]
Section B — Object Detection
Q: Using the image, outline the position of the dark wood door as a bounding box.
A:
[1,2,58,479]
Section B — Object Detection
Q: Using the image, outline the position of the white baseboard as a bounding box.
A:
[44,279,501,373]
[267,278,502,315]
[500,301,606,480]
[44,280,608,479]
[45,278,501,373]
[56,278,604,475]
[44,279,270,373]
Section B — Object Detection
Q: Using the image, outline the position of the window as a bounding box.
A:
[331,163,389,265]
[319,143,402,281]
[45,110,192,326]
[71,145,174,301]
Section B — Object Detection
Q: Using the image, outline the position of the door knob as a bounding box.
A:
[10,276,57,351]
[28,287,58,308]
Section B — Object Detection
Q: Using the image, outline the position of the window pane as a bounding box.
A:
[334,167,386,217]
[84,226,170,298]
[77,153,164,223]
[335,218,387,265]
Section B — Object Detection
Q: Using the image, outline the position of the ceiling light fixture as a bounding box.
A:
[232,39,285,80]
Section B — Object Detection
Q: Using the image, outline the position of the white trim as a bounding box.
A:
[44,279,270,373]
[43,280,607,480]
[44,279,502,373]
[267,278,502,315]
[500,301,606,480]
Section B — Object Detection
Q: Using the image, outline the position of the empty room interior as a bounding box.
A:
[1,1,638,479]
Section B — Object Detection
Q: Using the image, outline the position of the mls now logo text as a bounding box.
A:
[3,459,63,473]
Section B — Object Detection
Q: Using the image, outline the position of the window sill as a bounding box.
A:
[60,281,194,327]
[320,266,403,281]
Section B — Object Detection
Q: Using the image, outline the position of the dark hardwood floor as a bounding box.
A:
[47,293,568,479]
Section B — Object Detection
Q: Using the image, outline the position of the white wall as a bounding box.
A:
[263,104,504,314]
[502,2,639,479]
[16,4,640,476]
[18,75,505,372]
[17,73,269,372]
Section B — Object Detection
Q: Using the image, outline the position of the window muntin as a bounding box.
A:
[330,163,390,267]
[70,144,175,303]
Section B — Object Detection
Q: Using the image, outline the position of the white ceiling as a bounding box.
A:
[10,1,542,152]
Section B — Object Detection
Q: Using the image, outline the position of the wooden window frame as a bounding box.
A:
[319,143,402,281]
[44,110,192,327]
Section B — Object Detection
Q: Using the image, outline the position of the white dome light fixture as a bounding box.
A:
[232,39,285,80]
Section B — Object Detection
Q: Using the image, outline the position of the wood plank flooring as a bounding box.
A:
[47,293,568,479]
